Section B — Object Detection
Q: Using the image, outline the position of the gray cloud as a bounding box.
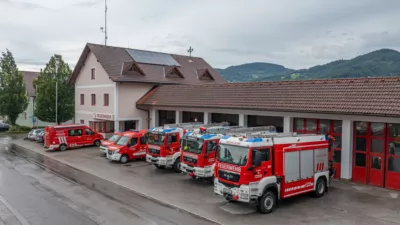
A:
[0,0,400,71]
[0,0,46,9]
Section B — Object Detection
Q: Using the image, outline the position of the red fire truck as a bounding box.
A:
[214,132,330,214]
[106,130,148,163]
[181,126,276,180]
[44,124,104,151]
[99,130,139,155]
[100,131,125,155]
[146,122,230,172]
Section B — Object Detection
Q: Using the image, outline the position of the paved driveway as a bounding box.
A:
[11,138,400,225]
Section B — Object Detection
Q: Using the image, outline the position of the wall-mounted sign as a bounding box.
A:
[93,113,114,120]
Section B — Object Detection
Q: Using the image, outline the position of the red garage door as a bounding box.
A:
[352,122,385,187]
[386,124,400,190]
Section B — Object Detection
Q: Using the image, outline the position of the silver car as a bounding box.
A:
[27,129,44,141]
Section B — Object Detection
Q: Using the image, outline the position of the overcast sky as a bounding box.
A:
[1,0,400,71]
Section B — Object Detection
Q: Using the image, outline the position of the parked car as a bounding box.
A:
[35,130,45,143]
[27,129,44,141]
[0,122,10,132]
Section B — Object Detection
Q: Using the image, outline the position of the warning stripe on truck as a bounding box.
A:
[316,162,325,171]
[57,136,68,145]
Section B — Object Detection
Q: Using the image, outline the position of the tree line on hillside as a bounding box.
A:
[0,49,74,127]
[218,49,400,82]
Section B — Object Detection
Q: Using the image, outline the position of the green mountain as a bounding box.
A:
[218,49,400,82]
[216,62,292,82]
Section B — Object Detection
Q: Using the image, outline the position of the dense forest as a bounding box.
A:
[217,49,400,82]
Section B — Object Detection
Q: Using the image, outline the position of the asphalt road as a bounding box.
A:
[0,137,216,225]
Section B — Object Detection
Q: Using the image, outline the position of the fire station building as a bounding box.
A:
[69,43,226,135]
[136,77,400,191]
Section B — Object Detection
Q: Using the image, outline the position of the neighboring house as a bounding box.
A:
[69,43,226,136]
[16,71,57,127]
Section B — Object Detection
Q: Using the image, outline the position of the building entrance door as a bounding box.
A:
[386,124,400,190]
[124,121,136,131]
[353,122,385,187]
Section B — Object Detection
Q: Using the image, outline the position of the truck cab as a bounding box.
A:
[146,127,184,171]
[100,131,125,155]
[180,126,236,179]
[214,132,330,214]
[106,130,148,163]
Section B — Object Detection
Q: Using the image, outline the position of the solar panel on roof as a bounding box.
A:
[126,49,181,66]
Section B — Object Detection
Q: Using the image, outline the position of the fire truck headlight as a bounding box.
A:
[114,149,119,154]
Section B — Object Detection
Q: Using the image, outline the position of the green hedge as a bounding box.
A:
[6,125,32,134]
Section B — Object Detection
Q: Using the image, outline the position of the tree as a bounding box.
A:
[35,55,74,124]
[0,49,28,125]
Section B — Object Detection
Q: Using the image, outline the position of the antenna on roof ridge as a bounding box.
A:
[100,0,108,46]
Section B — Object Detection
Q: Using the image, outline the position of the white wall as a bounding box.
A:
[74,51,115,127]
[117,83,154,129]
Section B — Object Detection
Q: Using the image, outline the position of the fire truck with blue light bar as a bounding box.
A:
[213,131,331,214]
[181,126,277,180]
[146,122,230,172]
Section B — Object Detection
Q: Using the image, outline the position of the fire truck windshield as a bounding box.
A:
[181,138,203,154]
[218,144,249,166]
[147,132,165,146]
[116,136,130,146]
[109,134,121,142]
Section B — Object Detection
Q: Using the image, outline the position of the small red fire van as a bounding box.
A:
[44,124,104,151]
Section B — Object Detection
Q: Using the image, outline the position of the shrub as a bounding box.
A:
[7,125,32,133]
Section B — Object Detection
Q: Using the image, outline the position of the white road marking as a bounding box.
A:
[0,194,31,225]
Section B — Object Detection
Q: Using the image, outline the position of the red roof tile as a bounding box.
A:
[137,77,400,117]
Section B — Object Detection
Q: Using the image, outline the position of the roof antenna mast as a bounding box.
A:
[100,0,108,45]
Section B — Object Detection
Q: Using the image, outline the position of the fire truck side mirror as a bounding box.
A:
[254,151,263,167]
[214,145,220,159]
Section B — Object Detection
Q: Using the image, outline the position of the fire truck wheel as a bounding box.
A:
[173,158,181,173]
[315,177,326,197]
[258,191,277,214]
[59,144,67,151]
[120,155,129,164]
[154,164,165,169]
[94,140,101,147]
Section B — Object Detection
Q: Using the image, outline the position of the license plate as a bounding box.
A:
[223,188,232,195]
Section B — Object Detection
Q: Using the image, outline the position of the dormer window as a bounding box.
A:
[197,69,214,80]
[121,61,145,76]
[165,66,184,78]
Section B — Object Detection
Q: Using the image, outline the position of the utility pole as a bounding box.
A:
[100,0,108,45]
[55,65,58,125]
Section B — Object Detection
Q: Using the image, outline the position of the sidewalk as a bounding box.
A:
[11,138,400,225]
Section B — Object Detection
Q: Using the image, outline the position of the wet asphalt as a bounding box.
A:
[0,136,216,225]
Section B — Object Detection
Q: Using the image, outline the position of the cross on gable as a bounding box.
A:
[187,46,194,57]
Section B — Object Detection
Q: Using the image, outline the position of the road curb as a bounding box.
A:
[10,142,221,225]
